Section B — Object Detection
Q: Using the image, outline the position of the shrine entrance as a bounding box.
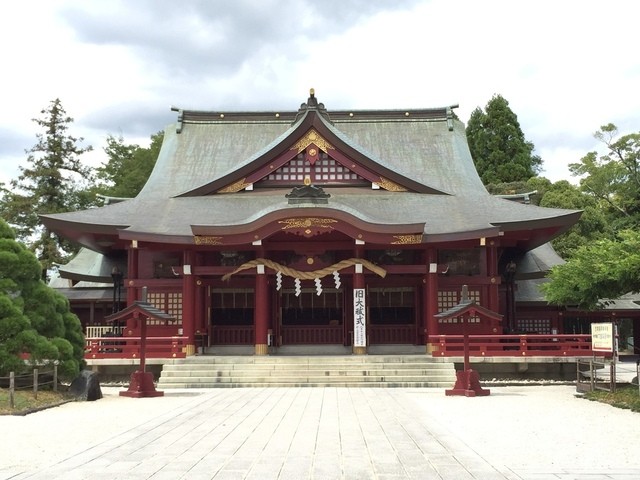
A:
[277,289,346,345]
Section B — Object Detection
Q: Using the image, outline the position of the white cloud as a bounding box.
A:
[1,0,639,188]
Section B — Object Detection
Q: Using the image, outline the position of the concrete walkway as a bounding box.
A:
[2,386,640,479]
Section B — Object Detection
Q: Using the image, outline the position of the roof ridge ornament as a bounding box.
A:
[294,88,332,124]
[285,184,331,204]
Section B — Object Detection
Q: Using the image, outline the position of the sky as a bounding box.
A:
[1,0,639,188]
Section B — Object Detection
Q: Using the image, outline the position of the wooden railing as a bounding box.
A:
[211,326,254,345]
[85,325,123,342]
[85,336,187,359]
[369,325,414,344]
[281,326,343,344]
[429,334,594,357]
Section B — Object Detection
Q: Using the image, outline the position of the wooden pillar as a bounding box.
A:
[254,262,269,355]
[425,248,439,354]
[182,250,196,356]
[195,279,205,335]
[127,243,139,305]
[486,241,500,313]
[353,242,367,355]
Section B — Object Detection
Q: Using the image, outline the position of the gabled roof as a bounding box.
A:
[41,91,581,253]
[105,301,175,324]
[435,286,503,321]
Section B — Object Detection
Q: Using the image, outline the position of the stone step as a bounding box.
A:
[158,374,452,383]
[174,355,449,364]
[161,363,454,373]
[158,381,453,388]
[157,355,456,388]
[160,368,454,377]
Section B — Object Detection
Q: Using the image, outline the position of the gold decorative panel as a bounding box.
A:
[375,177,408,192]
[194,236,224,245]
[391,234,423,245]
[217,178,251,193]
[278,218,338,230]
[290,129,335,153]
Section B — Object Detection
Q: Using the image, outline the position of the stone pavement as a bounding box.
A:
[2,386,640,480]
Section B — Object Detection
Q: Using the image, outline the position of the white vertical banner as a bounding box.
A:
[353,288,366,347]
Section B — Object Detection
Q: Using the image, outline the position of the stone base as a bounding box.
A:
[120,371,164,398]
[255,343,269,355]
[353,346,367,355]
[445,369,490,397]
[426,343,439,355]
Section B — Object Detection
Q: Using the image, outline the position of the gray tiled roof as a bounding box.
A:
[41,99,580,249]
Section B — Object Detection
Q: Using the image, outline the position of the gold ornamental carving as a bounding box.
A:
[291,129,335,153]
[278,218,338,230]
[217,178,251,193]
[375,177,408,192]
[391,234,423,245]
[194,235,224,245]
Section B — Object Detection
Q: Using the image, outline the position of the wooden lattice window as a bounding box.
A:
[258,153,368,186]
[147,291,183,325]
[437,289,481,323]
[515,318,551,334]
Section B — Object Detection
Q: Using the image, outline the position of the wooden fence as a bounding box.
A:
[0,367,58,409]
[84,336,187,359]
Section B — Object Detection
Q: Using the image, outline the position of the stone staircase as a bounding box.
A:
[157,355,456,388]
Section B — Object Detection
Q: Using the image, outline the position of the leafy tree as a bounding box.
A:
[466,94,542,185]
[0,99,93,270]
[569,123,640,231]
[92,131,163,198]
[543,230,640,310]
[0,219,84,377]
[537,180,610,258]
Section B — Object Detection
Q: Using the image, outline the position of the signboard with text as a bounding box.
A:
[591,322,614,353]
[353,288,366,347]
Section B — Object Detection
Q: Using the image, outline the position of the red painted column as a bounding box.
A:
[486,241,500,313]
[182,250,196,356]
[254,262,269,355]
[126,243,139,305]
[425,248,439,353]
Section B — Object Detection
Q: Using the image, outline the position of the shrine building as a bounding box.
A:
[43,90,600,359]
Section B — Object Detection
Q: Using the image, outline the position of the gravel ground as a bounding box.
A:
[407,384,640,472]
[1,385,639,477]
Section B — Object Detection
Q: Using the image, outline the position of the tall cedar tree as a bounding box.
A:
[0,99,93,270]
[466,94,542,185]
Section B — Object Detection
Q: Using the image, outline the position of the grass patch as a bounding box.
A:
[583,385,640,412]
[0,389,71,415]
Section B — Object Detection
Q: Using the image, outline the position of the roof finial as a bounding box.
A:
[461,285,469,303]
[307,88,318,107]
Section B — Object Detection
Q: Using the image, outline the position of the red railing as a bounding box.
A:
[85,336,187,360]
[370,325,415,344]
[281,326,343,344]
[211,326,254,345]
[429,334,594,357]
